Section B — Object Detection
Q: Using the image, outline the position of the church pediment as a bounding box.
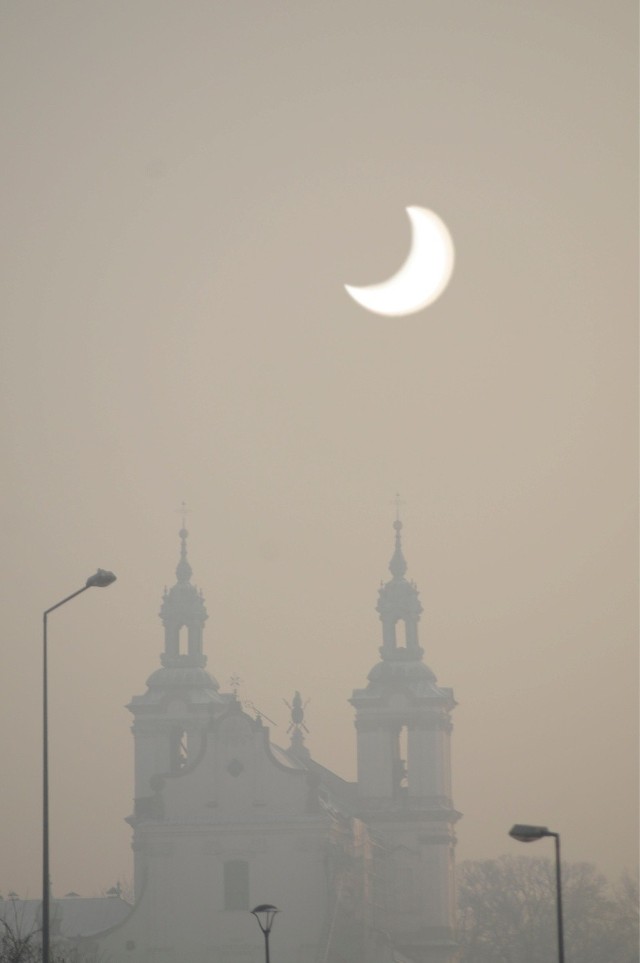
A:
[151,703,316,825]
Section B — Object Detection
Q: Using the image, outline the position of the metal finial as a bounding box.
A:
[174,504,193,583]
[177,500,191,532]
[393,492,405,523]
[389,501,407,578]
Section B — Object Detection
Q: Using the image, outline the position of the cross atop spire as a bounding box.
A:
[394,492,405,522]
[177,500,191,529]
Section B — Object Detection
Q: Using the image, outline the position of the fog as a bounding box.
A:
[0,1,636,902]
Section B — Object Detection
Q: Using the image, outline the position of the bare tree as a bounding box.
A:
[457,855,639,963]
[609,872,640,963]
[0,898,39,963]
[0,900,74,963]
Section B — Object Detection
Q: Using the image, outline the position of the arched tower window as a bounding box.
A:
[395,618,408,648]
[178,625,187,656]
[169,728,187,772]
[392,725,409,796]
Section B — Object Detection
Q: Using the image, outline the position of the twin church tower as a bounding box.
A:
[91,520,459,963]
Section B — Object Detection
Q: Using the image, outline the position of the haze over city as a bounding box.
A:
[1,0,636,907]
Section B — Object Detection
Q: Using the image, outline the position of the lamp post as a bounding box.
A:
[509,824,565,963]
[42,569,116,963]
[251,904,279,963]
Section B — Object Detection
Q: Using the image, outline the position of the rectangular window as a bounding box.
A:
[224,860,249,911]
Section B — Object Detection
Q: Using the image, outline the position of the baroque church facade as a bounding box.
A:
[87,521,459,963]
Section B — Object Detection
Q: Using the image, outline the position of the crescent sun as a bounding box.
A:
[344,206,455,316]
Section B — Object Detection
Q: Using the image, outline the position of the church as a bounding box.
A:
[82,520,460,963]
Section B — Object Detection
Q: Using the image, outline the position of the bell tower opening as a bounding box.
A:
[169,727,188,772]
[395,618,407,649]
[392,725,409,795]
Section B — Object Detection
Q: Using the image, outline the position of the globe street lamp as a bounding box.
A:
[509,824,565,963]
[42,570,117,963]
[251,904,279,963]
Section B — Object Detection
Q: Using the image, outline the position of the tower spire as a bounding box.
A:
[377,514,423,659]
[176,523,193,584]
[175,501,193,583]
[388,518,407,578]
[159,519,208,668]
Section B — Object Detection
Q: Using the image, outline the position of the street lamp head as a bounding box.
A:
[509,823,565,963]
[509,824,553,843]
[251,904,280,935]
[85,570,117,589]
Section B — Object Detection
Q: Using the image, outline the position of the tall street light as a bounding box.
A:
[42,569,117,963]
[509,824,565,963]
[251,904,279,963]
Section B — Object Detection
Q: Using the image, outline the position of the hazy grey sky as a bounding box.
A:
[1,1,637,898]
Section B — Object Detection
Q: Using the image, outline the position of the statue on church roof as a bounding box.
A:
[285,691,310,761]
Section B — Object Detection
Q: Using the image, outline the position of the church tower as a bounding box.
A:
[350,520,459,963]
[127,525,229,900]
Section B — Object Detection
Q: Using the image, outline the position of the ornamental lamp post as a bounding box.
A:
[509,824,565,963]
[251,904,279,963]
[42,569,117,963]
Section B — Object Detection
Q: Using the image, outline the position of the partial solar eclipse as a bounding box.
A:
[344,207,454,316]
